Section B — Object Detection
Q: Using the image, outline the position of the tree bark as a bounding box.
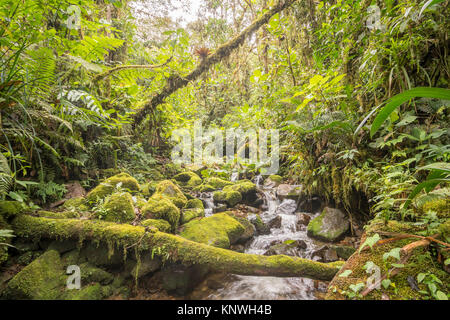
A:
[12,214,342,281]
[133,0,298,126]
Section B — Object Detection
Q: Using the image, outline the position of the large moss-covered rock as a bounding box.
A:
[62,197,89,211]
[307,207,349,242]
[179,213,245,249]
[141,218,171,233]
[154,180,187,208]
[62,283,113,300]
[193,184,216,192]
[185,198,204,210]
[421,198,450,219]
[174,171,202,188]
[95,192,135,223]
[248,214,270,235]
[125,255,162,279]
[205,177,233,189]
[222,180,257,204]
[160,264,210,296]
[181,208,204,224]
[36,210,80,219]
[80,243,125,267]
[87,172,139,203]
[3,250,64,299]
[213,189,242,207]
[0,200,24,219]
[142,194,180,232]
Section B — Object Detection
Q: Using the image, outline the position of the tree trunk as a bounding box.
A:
[12,215,342,281]
[133,0,298,126]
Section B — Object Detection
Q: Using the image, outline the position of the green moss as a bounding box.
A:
[154,180,188,208]
[174,171,202,188]
[0,215,10,264]
[421,198,450,219]
[95,192,135,223]
[205,177,234,189]
[79,262,114,285]
[179,212,245,248]
[141,219,172,233]
[223,180,256,195]
[193,184,216,192]
[268,175,283,184]
[62,197,89,211]
[307,207,349,242]
[142,194,180,232]
[248,214,269,234]
[185,198,204,210]
[181,208,204,224]
[36,210,81,219]
[213,190,242,207]
[439,219,450,241]
[4,250,65,299]
[0,200,24,219]
[62,283,113,300]
[87,172,140,203]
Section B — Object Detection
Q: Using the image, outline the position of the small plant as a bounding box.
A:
[417,272,448,300]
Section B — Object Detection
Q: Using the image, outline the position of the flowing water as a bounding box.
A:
[206,177,325,300]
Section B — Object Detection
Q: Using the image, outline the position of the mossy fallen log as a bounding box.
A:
[12,215,342,281]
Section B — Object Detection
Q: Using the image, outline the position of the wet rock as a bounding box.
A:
[264,175,283,187]
[248,214,270,235]
[160,264,210,296]
[311,246,339,262]
[267,215,282,229]
[213,204,227,213]
[276,184,304,201]
[333,245,356,260]
[307,207,349,242]
[230,244,245,253]
[80,243,124,267]
[47,240,78,254]
[264,240,307,256]
[297,196,322,213]
[124,255,162,279]
[296,213,311,230]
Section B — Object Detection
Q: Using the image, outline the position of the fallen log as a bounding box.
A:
[11,215,342,281]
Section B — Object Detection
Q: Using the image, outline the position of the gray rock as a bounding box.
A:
[307,207,349,242]
[267,215,282,229]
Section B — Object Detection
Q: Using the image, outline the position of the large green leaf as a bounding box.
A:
[370,87,450,138]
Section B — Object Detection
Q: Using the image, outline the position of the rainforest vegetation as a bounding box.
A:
[0,0,449,300]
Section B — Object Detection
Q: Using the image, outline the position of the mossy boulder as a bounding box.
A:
[79,262,114,285]
[307,207,349,242]
[421,198,450,219]
[222,180,257,204]
[229,214,255,243]
[180,213,245,249]
[141,218,172,233]
[125,255,162,279]
[62,283,113,300]
[95,192,135,223]
[213,189,242,207]
[142,194,180,232]
[160,264,210,296]
[80,243,125,267]
[264,175,283,187]
[0,200,24,219]
[62,197,89,211]
[3,250,65,299]
[181,208,204,224]
[193,184,216,192]
[154,180,187,208]
[205,177,234,189]
[174,171,202,188]
[248,214,270,235]
[86,172,139,203]
[185,198,204,210]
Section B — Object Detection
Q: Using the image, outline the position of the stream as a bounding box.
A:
[198,176,327,300]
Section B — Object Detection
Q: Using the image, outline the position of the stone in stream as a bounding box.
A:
[276,184,304,201]
[264,240,308,256]
[307,207,349,242]
[247,214,270,235]
[267,215,282,229]
[296,212,311,230]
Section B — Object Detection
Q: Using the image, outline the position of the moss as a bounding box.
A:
[213,190,242,207]
[154,180,187,208]
[0,200,24,219]
[181,208,204,224]
[95,192,135,223]
[141,219,172,233]
[62,197,89,211]
[79,262,114,285]
[205,177,234,189]
[87,172,140,203]
[421,198,450,219]
[174,171,202,188]
[326,220,450,300]
[248,214,269,234]
[227,214,255,243]
[438,219,450,241]
[142,194,180,232]
[268,175,283,184]
[62,283,113,300]
[0,215,10,265]
[223,180,256,195]
[179,213,245,249]
[307,207,349,242]
[36,210,81,219]
[4,250,65,299]
[185,198,204,210]
[11,215,341,280]
[193,184,216,192]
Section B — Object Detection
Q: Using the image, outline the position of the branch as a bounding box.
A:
[133,0,298,126]
[11,214,342,280]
